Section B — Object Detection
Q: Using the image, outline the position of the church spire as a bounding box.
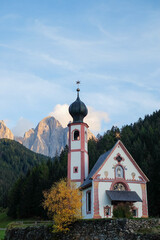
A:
[69,81,88,123]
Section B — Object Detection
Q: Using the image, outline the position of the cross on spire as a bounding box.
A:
[115,132,121,139]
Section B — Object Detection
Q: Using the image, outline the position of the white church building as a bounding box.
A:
[67,87,149,219]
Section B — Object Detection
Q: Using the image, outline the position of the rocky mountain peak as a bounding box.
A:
[0,120,14,140]
[22,116,67,157]
[0,116,96,158]
[36,116,62,135]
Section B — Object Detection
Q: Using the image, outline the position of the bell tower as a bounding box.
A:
[68,82,89,187]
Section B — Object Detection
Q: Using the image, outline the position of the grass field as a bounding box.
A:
[0,211,13,240]
[0,212,13,228]
[0,230,5,240]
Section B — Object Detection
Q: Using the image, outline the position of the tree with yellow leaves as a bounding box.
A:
[43,179,82,232]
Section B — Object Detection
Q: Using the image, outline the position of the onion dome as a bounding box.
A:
[69,88,88,123]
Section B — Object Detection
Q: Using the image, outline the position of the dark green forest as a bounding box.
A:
[7,146,68,218]
[0,139,51,208]
[2,109,160,218]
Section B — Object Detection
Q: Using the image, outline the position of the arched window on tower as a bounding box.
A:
[116,166,124,178]
[73,130,80,140]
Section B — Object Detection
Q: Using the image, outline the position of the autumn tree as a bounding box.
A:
[43,179,82,232]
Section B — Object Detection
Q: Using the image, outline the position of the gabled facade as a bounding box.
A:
[80,140,149,219]
[68,88,149,219]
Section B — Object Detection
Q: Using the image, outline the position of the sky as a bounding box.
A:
[0,0,160,136]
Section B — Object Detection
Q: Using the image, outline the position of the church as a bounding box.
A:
[67,87,149,219]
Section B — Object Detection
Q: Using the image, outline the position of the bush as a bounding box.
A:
[113,202,133,218]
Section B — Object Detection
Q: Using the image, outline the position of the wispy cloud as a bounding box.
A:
[0,14,20,22]
[96,24,128,42]
[0,43,77,71]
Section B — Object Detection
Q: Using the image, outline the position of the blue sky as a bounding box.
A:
[0,0,160,136]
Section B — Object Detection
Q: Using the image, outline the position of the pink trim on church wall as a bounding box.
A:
[70,149,88,154]
[141,183,148,217]
[93,178,145,184]
[110,179,131,191]
[67,151,71,181]
[68,122,89,128]
[93,181,101,219]
[70,179,82,182]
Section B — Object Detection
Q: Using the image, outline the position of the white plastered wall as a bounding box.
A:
[71,151,81,179]
[98,182,112,218]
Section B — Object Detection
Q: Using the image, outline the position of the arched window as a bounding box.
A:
[113,183,126,191]
[74,130,80,140]
[116,166,124,178]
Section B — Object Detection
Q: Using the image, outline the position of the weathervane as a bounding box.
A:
[76,81,80,97]
[76,80,80,91]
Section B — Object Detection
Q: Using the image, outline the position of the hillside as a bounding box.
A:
[0,138,51,208]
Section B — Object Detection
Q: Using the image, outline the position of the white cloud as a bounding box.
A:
[49,104,71,127]
[49,104,110,133]
[86,106,110,132]
[12,117,34,137]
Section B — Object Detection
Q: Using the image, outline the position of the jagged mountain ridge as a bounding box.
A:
[0,117,95,157]
[0,120,14,140]
[22,116,68,157]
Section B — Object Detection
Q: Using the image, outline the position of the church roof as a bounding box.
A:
[80,143,116,189]
[106,190,142,202]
